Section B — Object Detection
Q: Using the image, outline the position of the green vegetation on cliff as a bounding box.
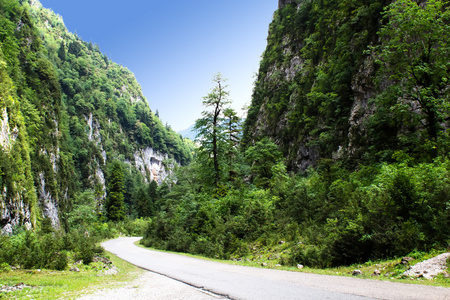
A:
[0,0,193,234]
[142,0,450,270]
[243,0,450,170]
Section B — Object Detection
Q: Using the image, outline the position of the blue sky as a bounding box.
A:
[38,0,277,131]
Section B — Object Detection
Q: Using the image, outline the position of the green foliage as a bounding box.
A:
[370,0,450,158]
[1,0,450,274]
[133,180,157,218]
[245,138,284,187]
[0,230,69,270]
[0,262,12,272]
[40,217,54,234]
[0,42,37,226]
[143,155,450,267]
[194,73,232,187]
[106,160,125,221]
[1,0,193,237]
[67,190,98,229]
[243,0,450,169]
[244,0,386,168]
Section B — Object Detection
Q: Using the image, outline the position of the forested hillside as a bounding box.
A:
[141,0,450,269]
[0,0,193,234]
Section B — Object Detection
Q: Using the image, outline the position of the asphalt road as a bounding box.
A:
[102,237,450,300]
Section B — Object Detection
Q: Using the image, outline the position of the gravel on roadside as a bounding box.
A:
[76,270,225,300]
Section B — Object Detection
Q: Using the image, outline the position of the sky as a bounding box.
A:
[38,0,278,132]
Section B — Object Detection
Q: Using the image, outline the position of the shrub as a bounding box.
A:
[0,262,11,272]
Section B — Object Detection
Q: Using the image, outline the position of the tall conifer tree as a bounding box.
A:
[106,160,125,221]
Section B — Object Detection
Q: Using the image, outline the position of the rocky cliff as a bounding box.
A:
[0,53,36,234]
[243,0,386,170]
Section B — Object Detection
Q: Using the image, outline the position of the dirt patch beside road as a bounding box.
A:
[77,270,223,300]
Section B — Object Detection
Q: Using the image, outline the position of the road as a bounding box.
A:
[102,237,450,300]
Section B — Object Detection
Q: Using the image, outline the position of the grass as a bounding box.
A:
[0,252,143,299]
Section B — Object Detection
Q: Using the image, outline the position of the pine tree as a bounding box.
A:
[223,108,241,181]
[106,160,125,221]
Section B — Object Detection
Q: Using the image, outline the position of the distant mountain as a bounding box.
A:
[178,124,197,141]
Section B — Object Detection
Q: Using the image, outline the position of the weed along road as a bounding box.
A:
[102,237,450,300]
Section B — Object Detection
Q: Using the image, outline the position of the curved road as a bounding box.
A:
[102,237,450,300]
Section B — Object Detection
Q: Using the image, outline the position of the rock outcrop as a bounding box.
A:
[403,253,450,279]
[134,147,172,184]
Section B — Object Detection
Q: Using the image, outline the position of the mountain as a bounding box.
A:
[178,124,197,141]
[0,0,193,233]
[243,0,449,170]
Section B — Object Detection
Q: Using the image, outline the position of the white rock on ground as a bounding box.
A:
[77,270,224,300]
[403,253,450,279]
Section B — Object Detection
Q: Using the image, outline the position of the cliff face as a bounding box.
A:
[244,0,386,170]
[0,0,192,233]
[0,53,36,234]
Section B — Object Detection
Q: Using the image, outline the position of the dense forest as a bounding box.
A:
[0,0,449,271]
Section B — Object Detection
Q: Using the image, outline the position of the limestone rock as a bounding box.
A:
[402,253,450,279]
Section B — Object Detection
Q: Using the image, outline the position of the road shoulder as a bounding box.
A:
[77,270,222,300]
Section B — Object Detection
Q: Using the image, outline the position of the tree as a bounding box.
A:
[245,138,284,187]
[194,73,231,187]
[68,190,97,229]
[374,0,450,155]
[57,41,66,62]
[133,180,157,218]
[223,108,241,181]
[223,108,241,148]
[106,160,126,221]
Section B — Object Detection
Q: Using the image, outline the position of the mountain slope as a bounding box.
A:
[243,0,449,170]
[0,0,193,233]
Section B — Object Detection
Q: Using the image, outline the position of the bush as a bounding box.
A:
[0,229,105,270]
[0,262,11,272]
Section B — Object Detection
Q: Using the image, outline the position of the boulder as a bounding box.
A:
[402,253,450,279]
